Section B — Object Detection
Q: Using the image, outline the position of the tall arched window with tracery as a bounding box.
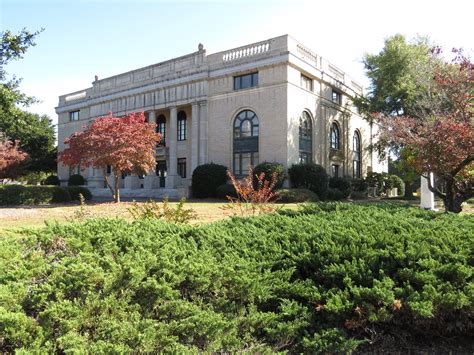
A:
[299,111,312,163]
[352,130,361,178]
[233,110,259,176]
[330,122,340,150]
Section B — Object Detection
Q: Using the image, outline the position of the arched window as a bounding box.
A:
[299,111,312,163]
[330,122,340,150]
[352,130,362,178]
[233,110,259,176]
[177,111,187,141]
[157,114,166,146]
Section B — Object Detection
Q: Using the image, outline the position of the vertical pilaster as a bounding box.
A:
[166,106,178,188]
[145,110,160,189]
[191,103,200,173]
[198,101,208,165]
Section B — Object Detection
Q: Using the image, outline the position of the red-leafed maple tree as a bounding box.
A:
[59,112,161,202]
[378,50,473,212]
[0,138,29,182]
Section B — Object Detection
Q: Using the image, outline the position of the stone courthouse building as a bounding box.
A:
[56,35,387,198]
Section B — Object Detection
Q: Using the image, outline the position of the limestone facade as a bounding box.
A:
[56,34,387,197]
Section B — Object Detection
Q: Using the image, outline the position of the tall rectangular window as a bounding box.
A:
[69,111,80,121]
[233,72,258,90]
[177,117,187,141]
[332,90,342,105]
[233,152,259,176]
[301,74,313,91]
[178,158,186,178]
[332,164,340,178]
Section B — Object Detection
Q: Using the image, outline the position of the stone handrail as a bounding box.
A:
[222,40,271,62]
[64,90,87,102]
[296,44,318,66]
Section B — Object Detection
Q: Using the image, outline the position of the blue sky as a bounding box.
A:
[1,0,473,126]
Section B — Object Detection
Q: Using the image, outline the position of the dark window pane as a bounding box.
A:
[252,73,258,86]
[234,77,240,90]
[241,74,252,89]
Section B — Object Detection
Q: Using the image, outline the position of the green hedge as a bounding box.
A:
[1,204,472,352]
[288,163,328,200]
[68,174,85,186]
[64,186,92,201]
[216,183,237,200]
[192,163,228,198]
[253,162,286,189]
[277,188,319,203]
[0,185,71,205]
[43,175,60,186]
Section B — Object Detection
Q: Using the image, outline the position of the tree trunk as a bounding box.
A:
[114,174,120,203]
[443,180,463,213]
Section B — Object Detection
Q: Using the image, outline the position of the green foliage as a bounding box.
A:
[68,174,85,186]
[191,163,228,198]
[326,187,345,201]
[1,204,472,352]
[0,185,71,205]
[65,186,92,201]
[288,163,328,200]
[350,190,368,200]
[216,183,237,200]
[351,178,368,192]
[354,34,435,118]
[389,174,405,196]
[366,172,405,196]
[1,29,56,174]
[16,171,50,185]
[128,197,196,224]
[277,188,319,203]
[329,177,351,199]
[43,175,60,186]
[252,161,286,189]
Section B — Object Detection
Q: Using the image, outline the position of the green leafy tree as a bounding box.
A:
[354,34,442,198]
[354,34,437,118]
[0,28,56,174]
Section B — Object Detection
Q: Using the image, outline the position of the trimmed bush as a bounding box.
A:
[350,190,368,200]
[0,185,71,205]
[191,163,228,198]
[68,174,85,186]
[351,178,368,192]
[329,177,351,199]
[390,174,405,196]
[43,175,60,186]
[288,163,328,200]
[216,183,237,200]
[366,173,406,197]
[65,186,92,201]
[0,204,472,352]
[326,187,344,201]
[252,162,286,189]
[277,188,319,203]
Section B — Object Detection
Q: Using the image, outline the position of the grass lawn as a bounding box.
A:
[0,200,300,235]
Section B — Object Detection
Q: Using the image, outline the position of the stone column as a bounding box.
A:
[191,103,200,173]
[166,106,178,188]
[420,173,436,210]
[198,101,208,165]
[145,110,159,190]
